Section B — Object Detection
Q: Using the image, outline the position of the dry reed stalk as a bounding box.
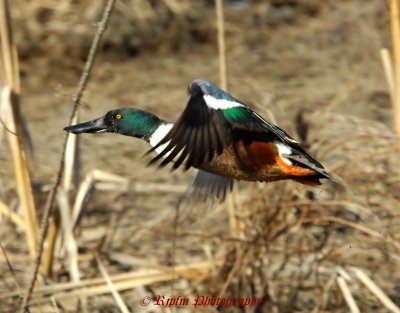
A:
[42,114,80,275]
[57,190,80,283]
[215,0,227,90]
[42,125,81,275]
[389,0,400,151]
[336,276,360,313]
[43,112,83,300]
[42,211,60,276]
[19,0,117,311]
[381,48,395,105]
[336,268,352,281]
[5,261,212,302]
[50,297,61,313]
[63,113,79,191]
[0,0,38,258]
[353,268,400,313]
[0,197,24,228]
[96,255,130,313]
[214,0,241,243]
[71,169,129,227]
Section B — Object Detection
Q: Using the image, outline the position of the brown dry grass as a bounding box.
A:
[1,0,399,312]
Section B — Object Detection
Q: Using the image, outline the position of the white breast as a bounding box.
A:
[149,123,174,154]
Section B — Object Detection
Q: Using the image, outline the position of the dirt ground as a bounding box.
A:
[1,0,400,312]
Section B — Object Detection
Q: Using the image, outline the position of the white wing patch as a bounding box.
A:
[149,123,174,154]
[203,94,244,110]
[275,142,293,165]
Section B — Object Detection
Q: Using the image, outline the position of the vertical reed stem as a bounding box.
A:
[0,0,38,258]
[389,0,400,147]
[215,0,227,90]
[215,0,240,239]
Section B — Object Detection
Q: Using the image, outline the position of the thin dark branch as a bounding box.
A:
[170,196,182,297]
[19,0,116,311]
[0,242,22,297]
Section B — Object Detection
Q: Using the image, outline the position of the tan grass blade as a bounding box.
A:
[50,297,61,313]
[57,190,80,283]
[336,276,360,313]
[381,48,396,105]
[71,169,129,227]
[71,170,96,227]
[353,268,400,313]
[336,267,352,281]
[96,255,130,313]
[0,83,8,143]
[0,0,38,258]
[0,197,24,228]
[0,86,38,257]
[42,211,60,276]
[63,113,79,191]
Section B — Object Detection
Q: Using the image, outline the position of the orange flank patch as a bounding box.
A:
[274,155,316,176]
[233,141,319,184]
[243,141,277,167]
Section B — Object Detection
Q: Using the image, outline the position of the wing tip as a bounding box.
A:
[324,172,340,184]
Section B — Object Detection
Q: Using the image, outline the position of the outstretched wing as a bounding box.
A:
[147,79,266,168]
[189,170,234,202]
[147,79,335,182]
[171,170,234,225]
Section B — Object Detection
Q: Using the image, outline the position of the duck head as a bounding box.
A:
[64,108,163,141]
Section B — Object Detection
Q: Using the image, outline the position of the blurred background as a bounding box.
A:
[1,0,399,312]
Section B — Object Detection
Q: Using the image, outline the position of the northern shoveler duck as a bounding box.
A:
[64,79,336,201]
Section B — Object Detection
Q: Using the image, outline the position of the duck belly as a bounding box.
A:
[200,141,286,182]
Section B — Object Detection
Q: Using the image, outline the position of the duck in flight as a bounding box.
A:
[64,79,336,201]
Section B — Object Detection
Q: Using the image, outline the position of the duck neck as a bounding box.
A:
[117,110,169,142]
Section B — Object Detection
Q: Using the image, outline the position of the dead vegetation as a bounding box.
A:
[0,0,399,312]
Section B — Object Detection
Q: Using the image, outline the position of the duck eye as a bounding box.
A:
[115,114,123,120]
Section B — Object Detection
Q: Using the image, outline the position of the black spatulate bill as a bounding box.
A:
[64,116,108,134]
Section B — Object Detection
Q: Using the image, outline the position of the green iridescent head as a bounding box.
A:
[64,108,163,141]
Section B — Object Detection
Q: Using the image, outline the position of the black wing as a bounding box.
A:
[147,80,234,170]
